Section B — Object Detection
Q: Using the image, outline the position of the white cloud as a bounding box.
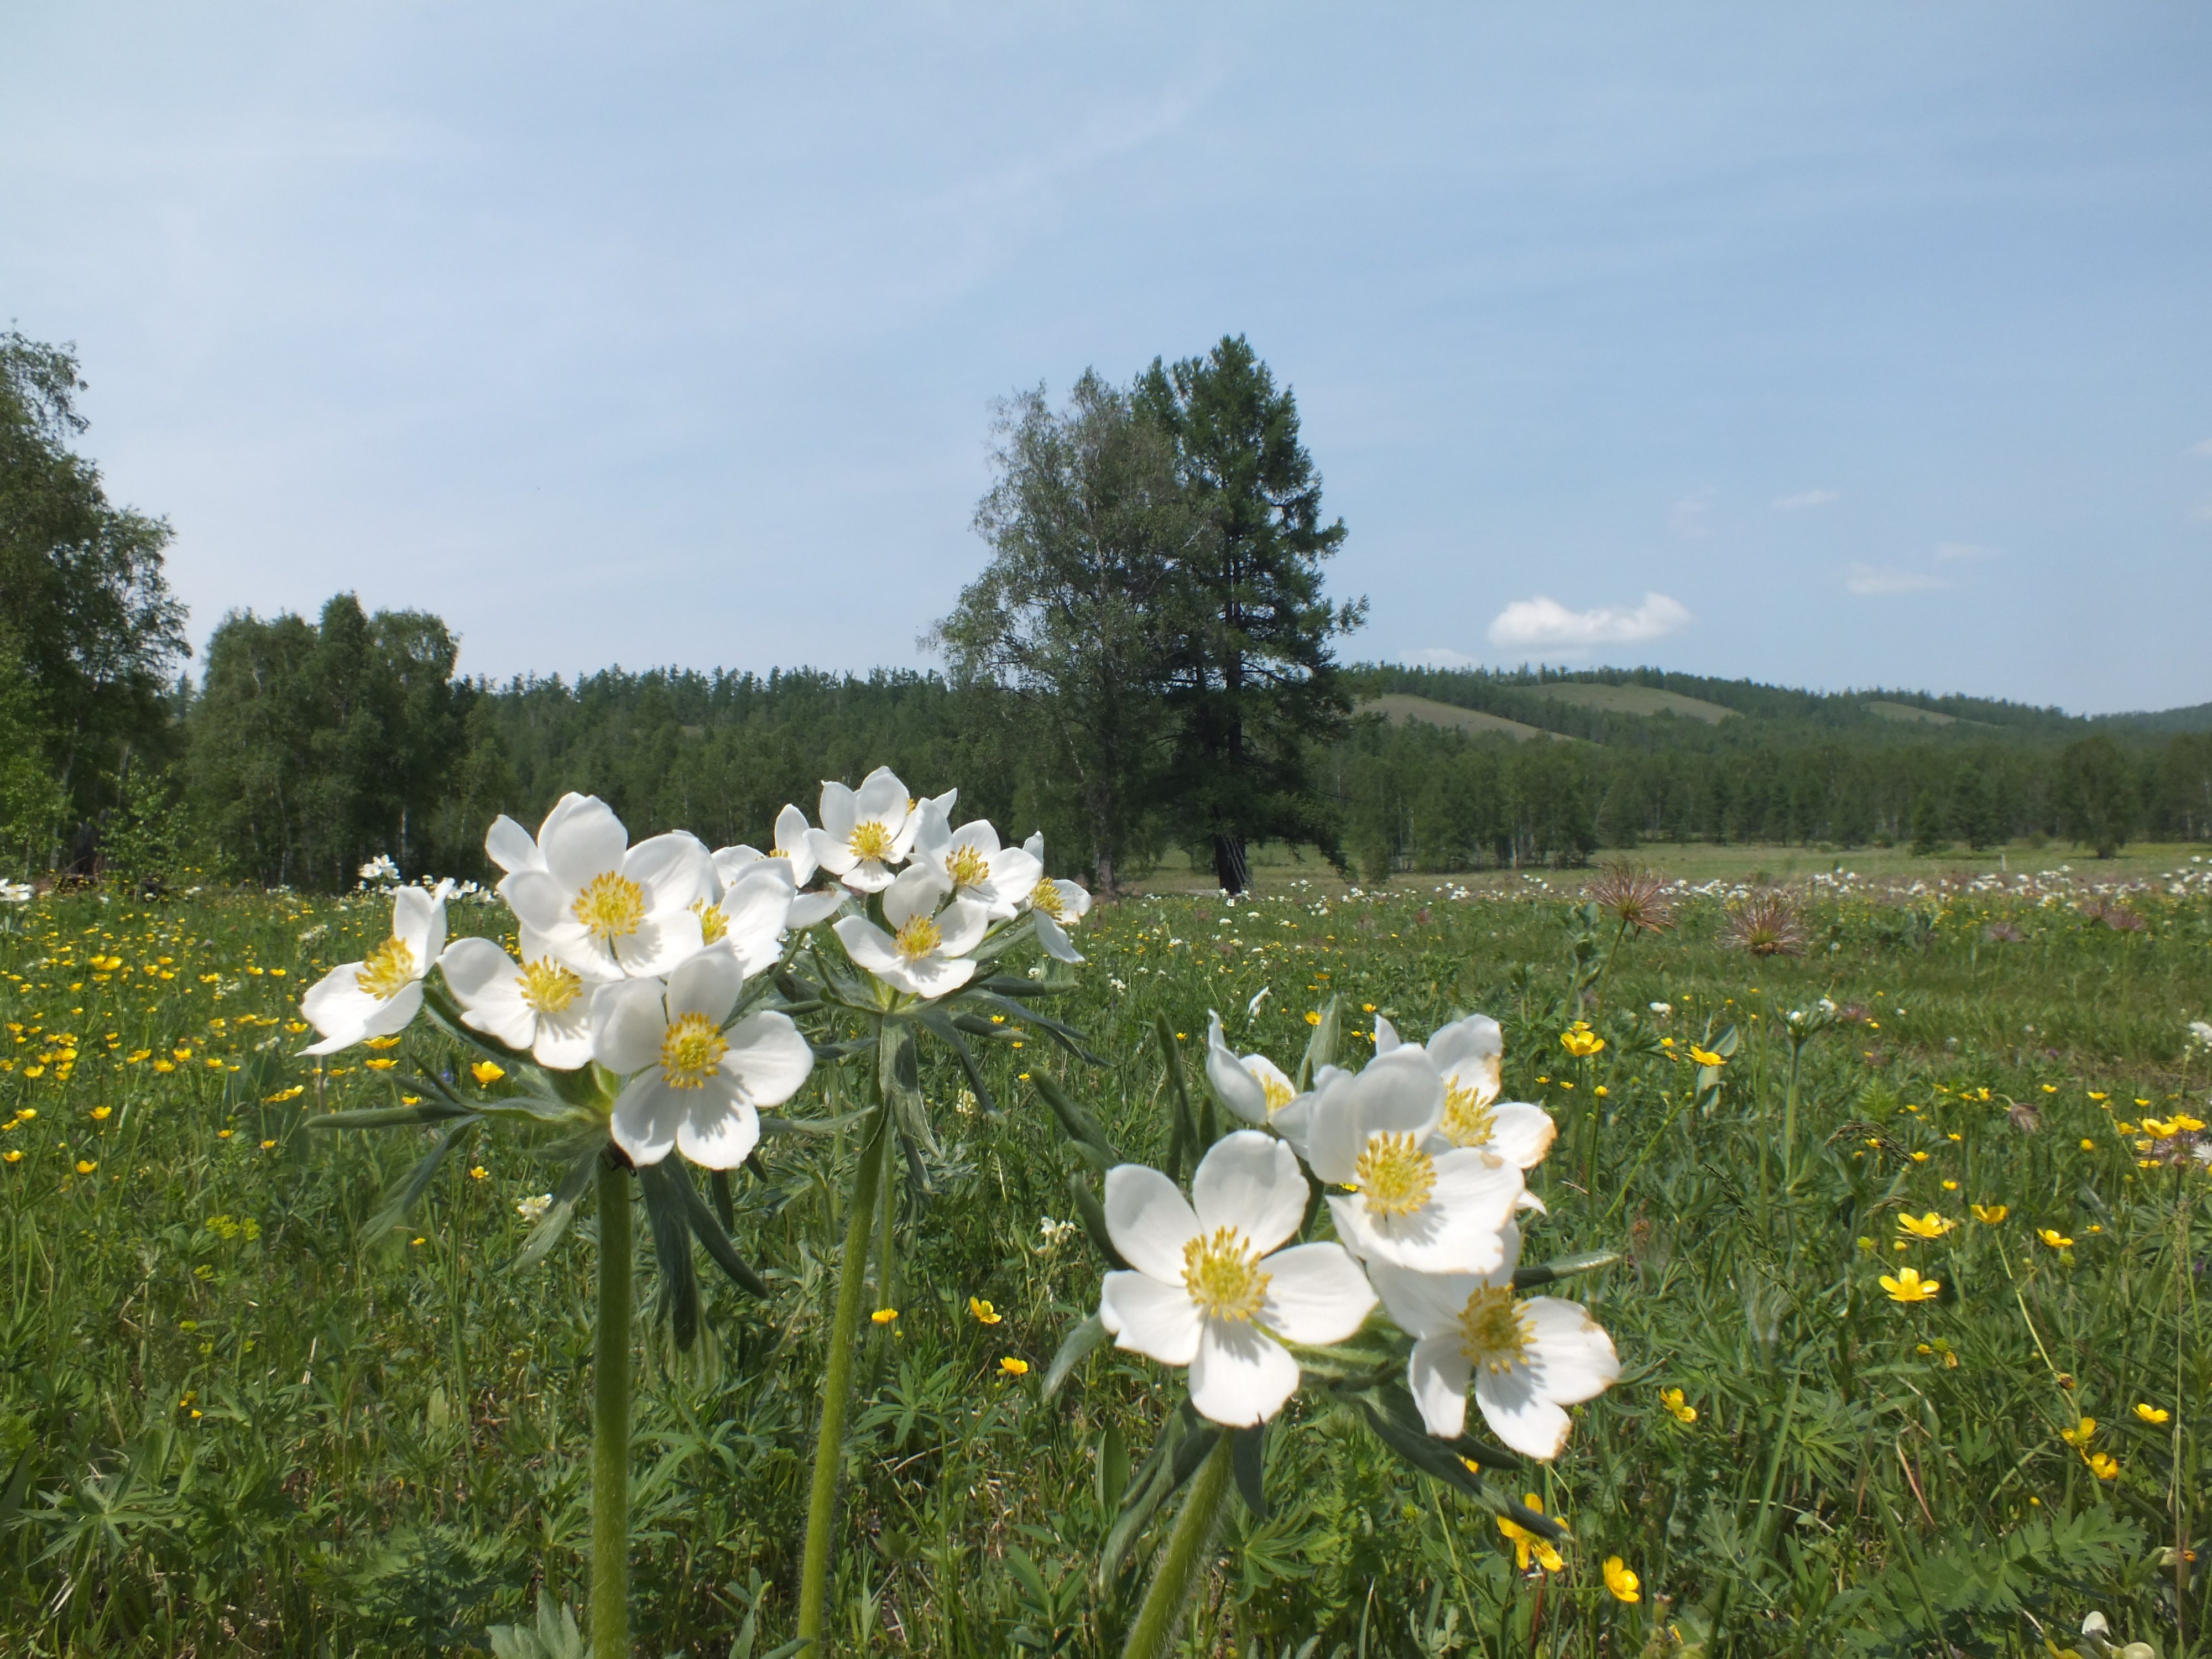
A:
[1402,646,1478,669]
[1844,562,1951,596]
[2192,500,2212,523]
[2189,437,2212,457]
[1486,592,1693,652]
[1771,488,1839,512]
[1668,497,1711,540]
[1932,541,1999,562]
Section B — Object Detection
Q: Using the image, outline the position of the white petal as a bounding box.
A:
[676,1088,760,1170]
[854,765,910,830]
[592,978,667,1075]
[711,844,764,891]
[1327,1187,1511,1276]
[612,910,706,979]
[1486,1103,1558,1169]
[841,857,898,895]
[485,815,542,875]
[390,887,441,973]
[1372,1014,1401,1054]
[1473,1364,1573,1460]
[666,942,743,1024]
[300,966,379,1052]
[1427,1149,1525,1234]
[890,953,974,999]
[1429,1013,1503,1087]
[1052,879,1091,920]
[1408,1335,1475,1438]
[531,1011,594,1071]
[1190,1321,1299,1426]
[1191,1131,1307,1253]
[934,897,989,958]
[541,796,628,891]
[1099,1271,1202,1365]
[1022,831,1044,860]
[1035,910,1083,963]
[1259,1243,1376,1345]
[1365,1259,1487,1340]
[807,825,857,875]
[438,935,519,1006]
[721,1010,813,1108]
[882,864,948,930]
[773,803,815,866]
[609,1074,683,1166]
[1521,1296,1621,1406]
[625,831,712,911]
[502,869,571,934]
[1205,1014,1270,1126]
[816,780,858,840]
[1101,1164,1200,1282]
[833,916,902,977]
[788,889,846,927]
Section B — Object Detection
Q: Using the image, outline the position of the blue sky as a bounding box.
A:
[5,4,2210,712]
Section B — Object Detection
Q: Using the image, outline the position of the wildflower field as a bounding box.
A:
[2,855,2209,1657]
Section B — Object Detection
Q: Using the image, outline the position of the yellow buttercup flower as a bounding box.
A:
[2060,1417,2095,1449]
[871,1308,899,1325]
[2,1150,20,1164]
[1688,1045,1725,1067]
[470,1061,505,1086]
[75,1160,96,1175]
[2038,1228,2073,1249]
[1660,1387,1697,1425]
[1879,1266,1940,1303]
[2135,1403,2171,1426]
[1970,1203,2008,1224]
[968,1297,1002,1326]
[1896,1211,1954,1240]
[1560,1025,1605,1058]
[1603,1557,1640,1603]
[2086,1452,2119,1480]
[998,1355,1029,1377]
[1497,1495,1566,1573]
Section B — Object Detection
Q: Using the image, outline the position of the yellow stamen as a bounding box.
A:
[659,1011,728,1089]
[691,896,728,944]
[355,937,416,1001]
[1457,1285,1533,1373]
[1439,1079,1498,1148]
[849,820,894,861]
[1353,1131,1436,1218]
[1030,878,1066,920]
[1259,1073,1295,1115]
[572,871,646,943]
[1181,1227,1271,1323]
[895,913,942,960]
[518,957,582,1015]
[946,844,992,889]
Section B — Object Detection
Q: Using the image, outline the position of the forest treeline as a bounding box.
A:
[6,328,2210,893]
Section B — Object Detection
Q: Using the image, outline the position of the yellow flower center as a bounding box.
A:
[946,844,992,889]
[1181,1227,1271,1323]
[355,937,416,1001]
[518,957,582,1015]
[1457,1285,1533,1373]
[659,1011,728,1089]
[1353,1131,1436,1218]
[849,820,895,862]
[1030,878,1066,920]
[1259,1073,1295,1115]
[691,896,728,944]
[895,913,942,960]
[1439,1079,1498,1148]
[573,871,646,943]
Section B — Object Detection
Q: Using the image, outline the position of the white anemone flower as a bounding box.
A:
[808,766,926,894]
[1204,1011,1312,1151]
[713,804,846,928]
[437,937,596,1070]
[689,859,800,976]
[833,865,988,999]
[498,796,712,980]
[1098,1131,1377,1426]
[1306,1048,1524,1275]
[592,945,813,1168]
[1374,1014,1557,1171]
[913,808,1042,921]
[301,883,451,1054]
[1366,1228,1619,1460]
[1019,832,1093,962]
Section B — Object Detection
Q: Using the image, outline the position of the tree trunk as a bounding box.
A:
[1213,833,1250,895]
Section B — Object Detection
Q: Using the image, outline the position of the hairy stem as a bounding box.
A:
[797,1099,892,1650]
[592,1157,632,1659]
[1121,1432,1234,1659]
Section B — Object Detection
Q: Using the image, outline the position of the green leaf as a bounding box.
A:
[669,1159,772,1299]
[305,1101,477,1131]
[635,1160,700,1350]
[1155,1013,1197,1181]
[1232,1422,1268,1520]
[1042,1313,1108,1402]
[757,1108,877,1138]
[1065,1173,1128,1270]
[360,1119,478,1241]
[1031,1073,1115,1167]
[1510,1249,1620,1290]
[510,1145,603,1274]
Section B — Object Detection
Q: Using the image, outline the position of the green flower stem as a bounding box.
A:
[592,1157,632,1659]
[1120,1431,1234,1659]
[797,1099,892,1650]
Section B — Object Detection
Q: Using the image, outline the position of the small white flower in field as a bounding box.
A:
[0,880,32,904]
[1098,1131,1376,1426]
[592,945,813,1168]
[833,864,989,999]
[1037,1215,1078,1250]
[1367,1227,1619,1459]
[517,1193,552,1222]
[1205,1011,1310,1150]
[1376,1013,1557,1172]
[1020,832,1093,962]
[495,794,713,980]
[1648,1001,1671,1017]
[1306,1047,1524,1275]
[809,766,927,894]
[2188,1019,2212,1051]
[437,937,598,1070]
[713,804,846,928]
[911,810,1042,920]
[300,883,451,1054]
[357,853,399,886]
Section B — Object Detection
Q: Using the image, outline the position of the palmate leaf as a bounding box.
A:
[359,1119,481,1241]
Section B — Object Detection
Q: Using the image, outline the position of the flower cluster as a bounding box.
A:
[296,767,1089,1173]
[1095,1010,1618,1458]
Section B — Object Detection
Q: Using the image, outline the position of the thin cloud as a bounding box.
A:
[2192,500,2212,523]
[1772,488,1839,511]
[1487,592,1693,651]
[1845,562,1950,596]
[1402,646,1478,669]
[2190,437,2212,457]
[1932,541,1999,562]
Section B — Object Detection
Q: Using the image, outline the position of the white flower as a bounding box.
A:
[688,858,801,976]
[1648,1001,1671,1017]
[713,804,847,927]
[2189,1019,2212,1051]
[912,808,1042,921]
[1098,1131,1376,1426]
[1375,1013,1556,1171]
[300,883,450,1054]
[517,1193,552,1222]
[437,937,597,1070]
[1306,1047,1524,1275]
[1020,832,1092,962]
[832,864,989,999]
[357,853,399,886]
[496,795,712,980]
[0,881,31,904]
[808,766,926,894]
[1367,1228,1619,1459]
[1204,1011,1311,1150]
[592,945,813,1168]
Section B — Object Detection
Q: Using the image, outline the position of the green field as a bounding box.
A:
[1520,685,1738,726]
[2,868,2208,1656]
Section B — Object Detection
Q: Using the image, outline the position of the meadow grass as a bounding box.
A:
[1,866,2207,1656]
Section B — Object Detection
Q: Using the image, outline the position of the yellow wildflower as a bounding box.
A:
[469,1061,505,1086]
[1660,1387,1697,1424]
[2038,1228,2073,1249]
[968,1297,1003,1325]
[1879,1266,1940,1303]
[1970,1203,2008,1223]
[871,1308,899,1325]
[1688,1045,1724,1067]
[2060,1417,2095,1449]
[999,1355,1029,1376]
[2135,1403,2171,1426]
[1603,1557,1640,1603]
[1498,1495,1566,1573]
[1897,1211,1954,1240]
[2086,1452,2119,1480]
